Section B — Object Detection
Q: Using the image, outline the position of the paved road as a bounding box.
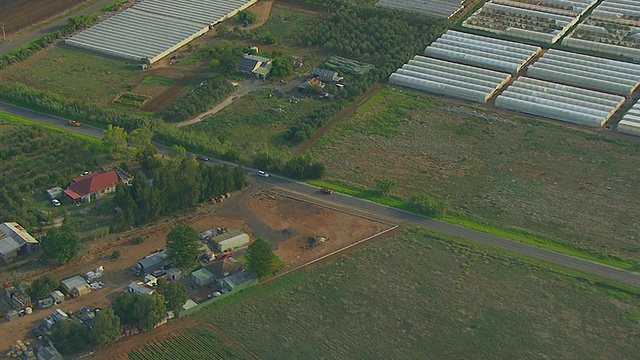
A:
[0,0,115,56]
[2,101,640,288]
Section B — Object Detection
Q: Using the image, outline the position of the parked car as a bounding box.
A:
[69,120,81,127]
[51,199,61,207]
[197,155,209,161]
[81,171,90,176]
[256,170,269,178]
[320,188,333,195]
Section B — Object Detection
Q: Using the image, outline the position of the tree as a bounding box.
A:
[168,144,187,160]
[128,127,152,150]
[166,224,200,269]
[28,275,60,301]
[270,57,292,77]
[245,239,277,279]
[156,279,187,313]
[103,124,128,152]
[409,193,445,217]
[92,308,121,348]
[133,293,167,331]
[40,224,81,264]
[375,178,396,195]
[50,321,94,355]
[237,10,258,24]
[112,292,137,325]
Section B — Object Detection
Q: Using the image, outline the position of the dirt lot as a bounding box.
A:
[0,183,393,353]
[0,0,88,36]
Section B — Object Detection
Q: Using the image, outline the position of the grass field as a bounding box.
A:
[0,45,139,104]
[188,228,640,359]
[188,89,328,157]
[311,85,640,267]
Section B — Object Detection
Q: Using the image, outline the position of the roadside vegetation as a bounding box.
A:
[159,228,640,358]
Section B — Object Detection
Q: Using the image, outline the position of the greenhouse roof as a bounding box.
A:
[526,48,640,95]
[462,1,581,43]
[389,55,511,103]
[495,77,625,128]
[618,101,640,136]
[424,30,541,74]
[591,0,640,23]
[376,0,464,19]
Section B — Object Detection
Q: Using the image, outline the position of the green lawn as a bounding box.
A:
[0,45,139,104]
[185,228,640,359]
[312,85,640,267]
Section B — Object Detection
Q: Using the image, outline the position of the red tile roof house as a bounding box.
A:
[63,169,128,203]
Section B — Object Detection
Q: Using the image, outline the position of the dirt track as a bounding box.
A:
[0,0,87,35]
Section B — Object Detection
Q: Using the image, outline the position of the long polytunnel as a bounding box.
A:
[618,101,640,136]
[423,30,541,74]
[66,0,257,64]
[525,49,640,95]
[375,0,464,18]
[389,56,511,103]
[495,77,625,127]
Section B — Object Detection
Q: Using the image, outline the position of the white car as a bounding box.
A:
[256,170,270,178]
[52,199,61,207]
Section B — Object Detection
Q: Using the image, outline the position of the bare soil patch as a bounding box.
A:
[0,0,88,36]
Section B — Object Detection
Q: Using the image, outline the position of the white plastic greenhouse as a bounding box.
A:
[66,0,256,64]
[462,2,581,43]
[525,48,640,95]
[618,101,640,136]
[423,30,541,74]
[591,0,640,20]
[490,0,597,16]
[389,56,511,103]
[376,0,464,18]
[495,77,625,127]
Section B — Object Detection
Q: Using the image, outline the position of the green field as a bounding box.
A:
[311,85,640,267]
[0,114,111,227]
[184,228,639,359]
[187,89,328,158]
[0,45,139,104]
[129,329,243,360]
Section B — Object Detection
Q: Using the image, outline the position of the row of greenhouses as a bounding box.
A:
[423,30,541,74]
[591,0,640,22]
[389,56,512,103]
[525,48,640,95]
[376,0,465,18]
[66,0,256,63]
[462,1,582,43]
[618,101,640,136]
[495,77,625,127]
[491,0,598,17]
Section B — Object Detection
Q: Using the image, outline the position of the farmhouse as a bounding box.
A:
[60,276,91,297]
[312,67,342,82]
[63,168,131,203]
[0,222,39,263]
[212,230,251,252]
[239,54,273,79]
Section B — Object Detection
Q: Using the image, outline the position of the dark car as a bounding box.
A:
[197,155,209,161]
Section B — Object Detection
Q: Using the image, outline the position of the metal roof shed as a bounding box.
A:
[60,276,88,295]
[214,231,251,252]
[191,268,214,286]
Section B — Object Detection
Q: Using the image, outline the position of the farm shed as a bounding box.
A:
[526,48,640,95]
[60,276,91,297]
[50,290,64,304]
[134,250,168,275]
[424,30,541,74]
[66,0,257,64]
[213,230,251,252]
[0,222,39,263]
[389,55,511,103]
[222,270,256,291]
[46,187,63,200]
[618,101,640,136]
[462,2,584,43]
[128,281,155,295]
[495,77,625,128]
[191,268,214,286]
[376,0,465,19]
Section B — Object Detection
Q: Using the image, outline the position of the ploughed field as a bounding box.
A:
[0,0,87,35]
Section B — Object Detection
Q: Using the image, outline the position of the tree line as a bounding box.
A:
[113,157,246,230]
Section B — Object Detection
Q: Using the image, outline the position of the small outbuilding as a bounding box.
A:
[60,275,91,297]
[213,230,250,253]
[50,290,64,304]
[46,187,64,200]
[128,281,155,295]
[222,270,256,291]
[191,268,214,287]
